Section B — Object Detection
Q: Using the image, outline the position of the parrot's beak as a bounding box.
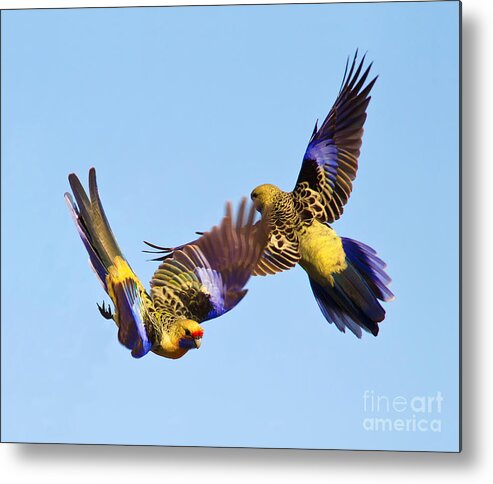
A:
[194,338,202,349]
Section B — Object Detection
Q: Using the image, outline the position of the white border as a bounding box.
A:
[2,0,492,482]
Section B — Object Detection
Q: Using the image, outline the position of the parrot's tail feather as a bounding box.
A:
[65,192,108,289]
[86,168,123,265]
[341,237,395,303]
[67,168,124,283]
[308,238,393,338]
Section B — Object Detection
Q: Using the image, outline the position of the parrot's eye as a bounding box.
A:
[251,192,257,199]
[184,329,191,336]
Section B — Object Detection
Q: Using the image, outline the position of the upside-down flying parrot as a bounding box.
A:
[148,51,394,338]
[65,168,269,359]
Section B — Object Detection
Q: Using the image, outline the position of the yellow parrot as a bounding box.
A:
[65,168,269,358]
[248,51,394,337]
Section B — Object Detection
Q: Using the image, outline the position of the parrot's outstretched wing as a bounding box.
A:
[65,168,152,358]
[293,50,377,223]
[150,198,269,322]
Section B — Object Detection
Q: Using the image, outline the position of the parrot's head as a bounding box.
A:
[152,319,204,359]
[176,319,204,351]
[251,184,280,213]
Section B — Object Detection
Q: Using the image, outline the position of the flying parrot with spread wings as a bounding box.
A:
[65,168,269,359]
[147,51,394,338]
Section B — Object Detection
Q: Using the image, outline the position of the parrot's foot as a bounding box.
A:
[97,301,114,320]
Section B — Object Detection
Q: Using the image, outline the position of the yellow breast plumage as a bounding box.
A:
[298,221,347,287]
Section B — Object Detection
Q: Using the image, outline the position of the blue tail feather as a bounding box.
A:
[342,237,395,302]
[308,237,394,338]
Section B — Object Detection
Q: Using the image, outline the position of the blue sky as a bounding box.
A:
[1,1,459,451]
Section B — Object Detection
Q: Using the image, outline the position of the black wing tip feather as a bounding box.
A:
[339,49,376,98]
[143,240,173,251]
[142,240,175,262]
[339,49,359,94]
[339,55,350,92]
[316,50,376,140]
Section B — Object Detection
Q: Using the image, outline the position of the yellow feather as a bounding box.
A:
[105,256,144,319]
[298,221,347,287]
[106,256,136,283]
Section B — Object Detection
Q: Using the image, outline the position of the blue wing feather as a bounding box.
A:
[113,278,152,358]
[294,51,377,223]
[194,266,226,318]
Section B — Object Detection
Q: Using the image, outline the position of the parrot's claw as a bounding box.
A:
[97,301,114,320]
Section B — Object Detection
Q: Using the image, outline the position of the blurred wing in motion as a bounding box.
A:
[150,198,269,322]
